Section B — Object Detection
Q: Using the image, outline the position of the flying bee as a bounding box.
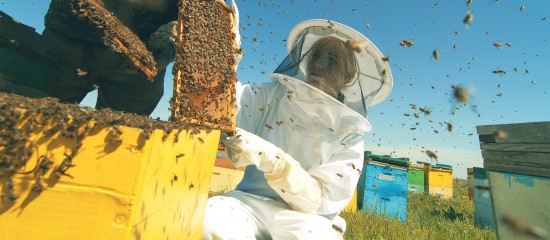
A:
[381,56,391,62]
[505,42,512,47]
[346,40,369,53]
[451,84,479,115]
[496,93,503,97]
[445,122,454,132]
[463,11,474,26]
[410,103,417,110]
[494,130,507,139]
[419,107,431,115]
[432,49,440,60]
[76,68,88,77]
[500,212,548,240]
[466,0,472,7]
[424,150,438,162]
[519,6,525,11]
[493,42,503,48]
[399,39,414,48]
[414,113,419,119]
[493,69,506,75]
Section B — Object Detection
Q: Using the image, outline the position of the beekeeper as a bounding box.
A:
[42,0,178,115]
[201,14,393,240]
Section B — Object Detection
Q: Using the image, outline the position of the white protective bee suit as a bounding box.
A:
[201,4,393,239]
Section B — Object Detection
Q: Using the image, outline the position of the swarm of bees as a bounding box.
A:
[0,92,211,202]
[171,0,237,132]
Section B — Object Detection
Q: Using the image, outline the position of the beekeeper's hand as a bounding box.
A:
[230,0,243,70]
[220,127,287,173]
[220,127,323,213]
[147,21,177,70]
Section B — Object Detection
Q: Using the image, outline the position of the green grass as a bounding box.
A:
[341,180,496,239]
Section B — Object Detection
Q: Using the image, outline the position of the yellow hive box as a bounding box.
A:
[428,167,453,188]
[0,118,219,240]
[342,189,358,213]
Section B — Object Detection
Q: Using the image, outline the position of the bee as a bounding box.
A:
[188,183,194,190]
[494,130,507,139]
[500,212,548,239]
[453,44,457,50]
[496,93,503,97]
[451,85,469,103]
[346,40,368,53]
[466,0,472,7]
[432,49,439,60]
[445,122,454,132]
[420,107,431,115]
[414,113,419,119]
[492,69,506,75]
[399,39,414,48]
[276,120,284,126]
[463,11,474,26]
[289,117,294,123]
[424,150,438,162]
[519,6,525,11]
[493,42,503,48]
[505,42,512,47]
[329,127,334,132]
[381,56,391,62]
[404,113,410,117]
[198,137,204,143]
[76,68,88,77]
[454,31,460,36]
[176,153,185,159]
[336,173,343,178]
[410,103,417,110]
[265,124,273,131]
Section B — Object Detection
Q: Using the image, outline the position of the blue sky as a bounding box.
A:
[2,0,549,179]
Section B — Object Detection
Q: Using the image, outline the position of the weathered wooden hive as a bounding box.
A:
[477,121,550,240]
[0,0,238,239]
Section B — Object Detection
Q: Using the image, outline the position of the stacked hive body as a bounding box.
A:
[209,144,244,194]
[425,164,453,199]
[477,121,550,239]
[1,0,239,238]
[408,162,425,193]
[359,153,409,222]
[0,93,219,239]
[467,168,474,200]
[472,167,495,228]
[172,0,238,132]
[0,11,58,98]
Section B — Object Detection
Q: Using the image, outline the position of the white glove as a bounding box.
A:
[220,127,287,173]
[147,21,177,70]
[220,127,322,213]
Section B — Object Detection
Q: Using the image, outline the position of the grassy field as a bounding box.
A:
[341,179,496,240]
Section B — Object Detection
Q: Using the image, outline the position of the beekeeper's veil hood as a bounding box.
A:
[272,19,393,117]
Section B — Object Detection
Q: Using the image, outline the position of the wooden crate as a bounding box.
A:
[472,167,495,228]
[0,99,220,240]
[477,121,550,239]
[467,168,474,200]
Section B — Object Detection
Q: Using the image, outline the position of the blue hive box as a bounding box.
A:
[359,154,409,222]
